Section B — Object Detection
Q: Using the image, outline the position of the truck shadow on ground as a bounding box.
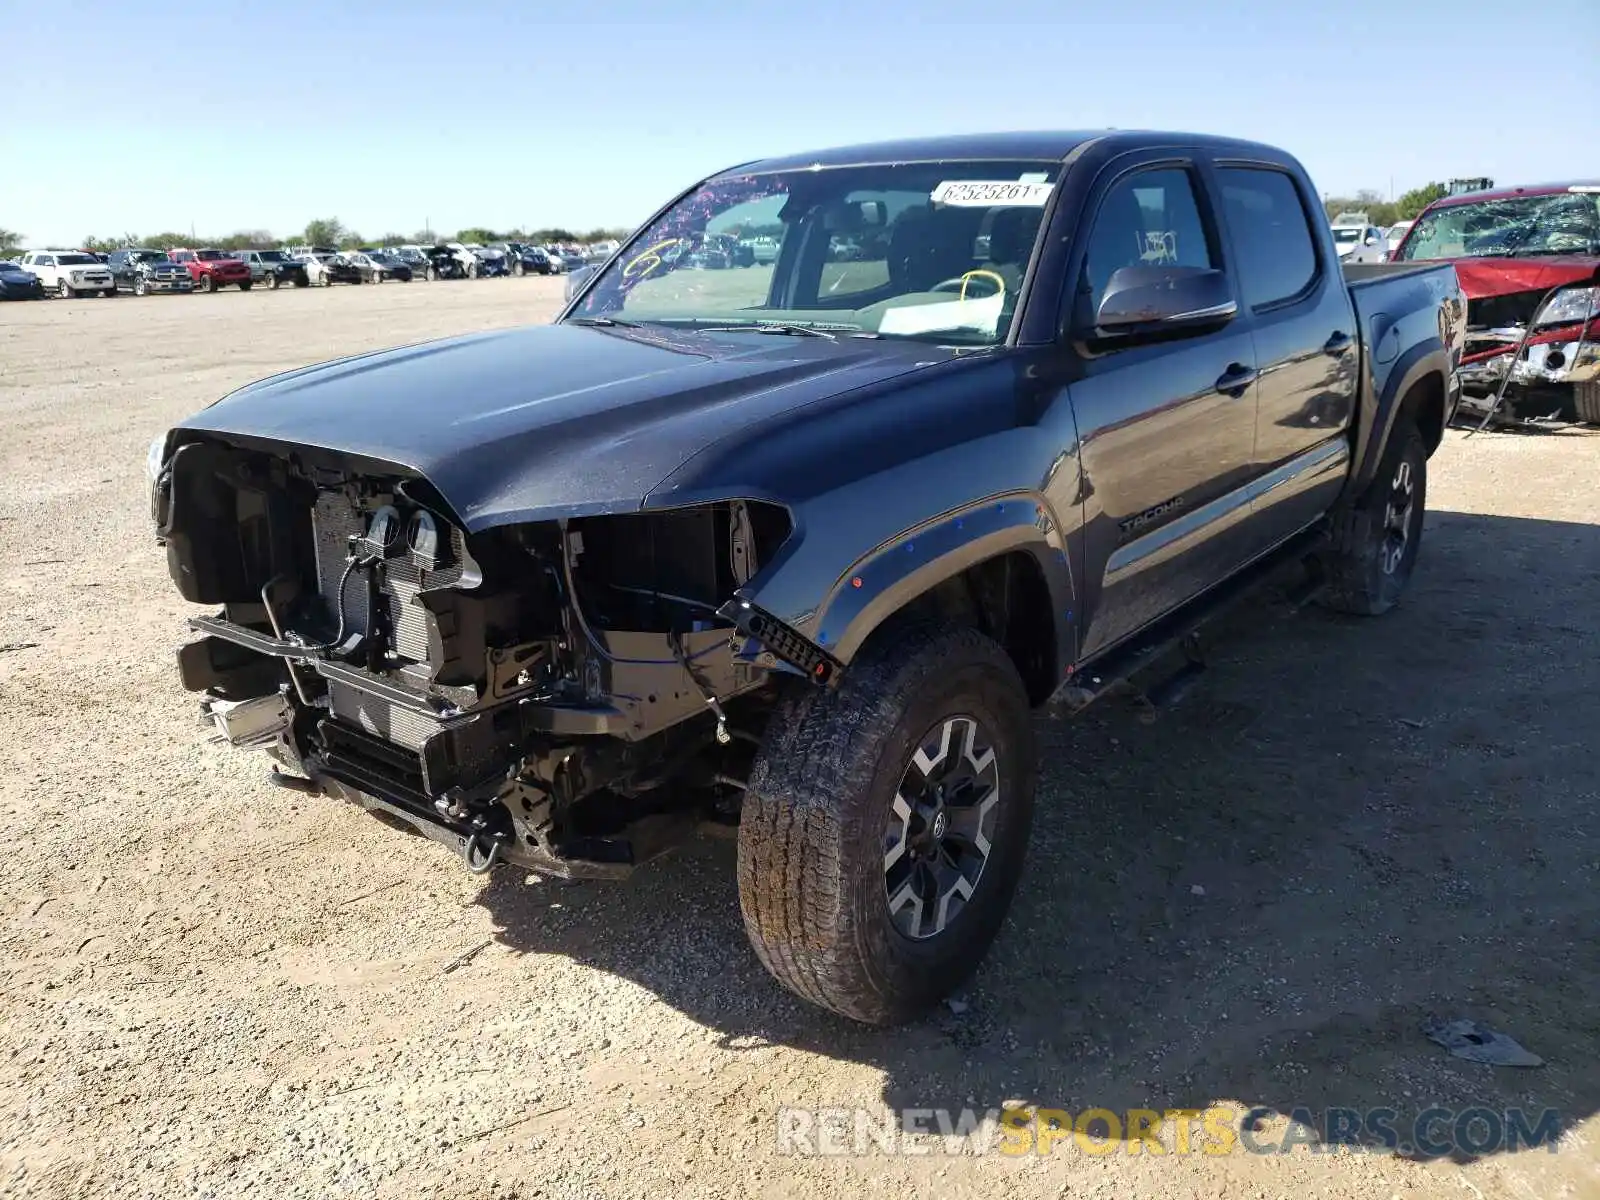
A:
[476,510,1600,1163]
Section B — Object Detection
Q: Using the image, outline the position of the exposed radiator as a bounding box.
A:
[310,490,470,666]
[328,681,440,751]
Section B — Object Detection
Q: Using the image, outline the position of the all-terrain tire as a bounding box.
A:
[737,620,1036,1025]
[1575,382,1600,426]
[1319,416,1427,615]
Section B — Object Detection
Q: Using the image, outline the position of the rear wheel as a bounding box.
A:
[737,621,1036,1025]
[1319,416,1427,615]
[102,287,116,298]
[239,280,252,291]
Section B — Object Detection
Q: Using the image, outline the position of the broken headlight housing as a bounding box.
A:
[1535,286,1599,328]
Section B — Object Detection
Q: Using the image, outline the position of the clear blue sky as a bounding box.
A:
[4,0,1593,245]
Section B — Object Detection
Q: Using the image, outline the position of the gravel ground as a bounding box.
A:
[1,279,1596,1200]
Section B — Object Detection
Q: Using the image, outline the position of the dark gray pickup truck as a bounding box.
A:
[149,130,1465,1024]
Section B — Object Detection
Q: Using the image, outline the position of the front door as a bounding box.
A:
[1065,156,1264,659]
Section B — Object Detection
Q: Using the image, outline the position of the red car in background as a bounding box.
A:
[167,248,253,293]
[1390,181,1599,426]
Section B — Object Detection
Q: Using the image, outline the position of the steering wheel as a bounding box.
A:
[928,269,1006,301]
[622,238,681,281]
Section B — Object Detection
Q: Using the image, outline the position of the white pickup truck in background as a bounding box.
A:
[20,250,116,298]
[1330,215,1390,264]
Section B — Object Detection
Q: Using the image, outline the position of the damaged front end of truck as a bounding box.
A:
[1455,274,1600,427]
[150,432,815,878]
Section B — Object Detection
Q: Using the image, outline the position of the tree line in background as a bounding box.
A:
[1321,183,1447,228]
[2,186,1452,261]
[0,219,632,258]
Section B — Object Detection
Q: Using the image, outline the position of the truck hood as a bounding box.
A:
[1449,255,1598,300]
[174,323,952,530]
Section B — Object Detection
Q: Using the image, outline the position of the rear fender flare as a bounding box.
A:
[809,495,1076,670]
[1345,337,1448,503]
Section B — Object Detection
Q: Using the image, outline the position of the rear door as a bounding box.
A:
[1209,160,1357,546]
[1063,151,1264,658]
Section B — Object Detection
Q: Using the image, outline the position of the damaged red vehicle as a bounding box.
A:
[1390,181,1599,426]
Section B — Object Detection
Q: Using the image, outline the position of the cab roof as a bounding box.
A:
[720,129,1293,175]
[1433,181,1600,207]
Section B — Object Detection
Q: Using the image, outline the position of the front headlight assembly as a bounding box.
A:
[1535,286,1599,328]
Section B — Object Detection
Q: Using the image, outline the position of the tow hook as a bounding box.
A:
[462,831,503,874]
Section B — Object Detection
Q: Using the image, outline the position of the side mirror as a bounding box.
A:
[1094,265,1236,335]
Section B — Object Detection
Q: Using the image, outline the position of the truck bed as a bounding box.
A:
[1342,261,1455,286]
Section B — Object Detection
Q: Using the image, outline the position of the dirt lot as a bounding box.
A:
[1,280,1597,1200]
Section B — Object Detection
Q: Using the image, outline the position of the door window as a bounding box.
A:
[1217,168,1320,309]
[1081,167,1215,319]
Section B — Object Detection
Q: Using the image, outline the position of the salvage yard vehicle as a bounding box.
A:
[296,249,363,287]
[0,259,48,299]
[108,248,195,295]
[233,249,311,290]
[1331,222,1389,264]
[20,250,116,298]
[149,130,1465,1025]
[506,243,556,276]
[342,251,413,283]
[416,245,468,280]
[169,248,253,292]
[1391,180,1599,426]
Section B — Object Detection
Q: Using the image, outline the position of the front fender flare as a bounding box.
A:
[803,494,1076,670]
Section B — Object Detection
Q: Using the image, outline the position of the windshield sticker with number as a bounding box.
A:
[931,180,1054,207]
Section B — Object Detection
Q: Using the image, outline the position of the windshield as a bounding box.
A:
[570,160,1061,344]
[0,261,25,272]
[58,253,99,265]
[257,250,287,262]
[1331,228,1362,245]
[195,250,231,261]
[131,250,170,263]
[1397,192,1600,260]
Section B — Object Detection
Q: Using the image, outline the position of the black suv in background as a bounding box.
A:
[233,250,311,290]
[107,249,195,295]
[504,242,556,276]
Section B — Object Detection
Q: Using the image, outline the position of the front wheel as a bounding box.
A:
[198,275,213,293]
[133,277,147,297]
[102,287,116,298]
[57,280,72,299]
[1319,416,1427,615]
[737,621,1036,1025]
[268,273,280,290]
